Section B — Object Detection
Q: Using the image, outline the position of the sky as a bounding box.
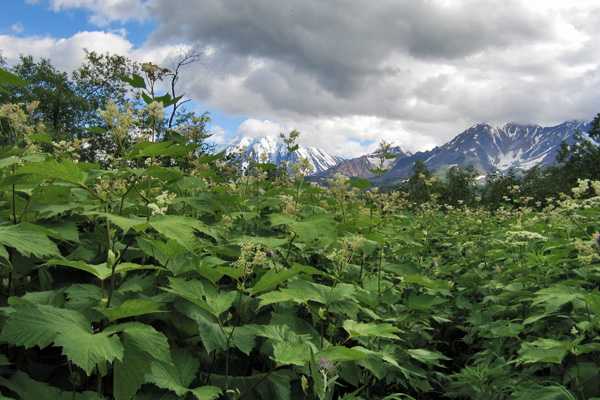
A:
[1,0,600,157]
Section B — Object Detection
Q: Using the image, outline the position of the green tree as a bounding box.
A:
[441,165,478,206]
[73,51,139,117]
[589,113,600,140]
[5,56,86,139]
[481,169,519,209]
[406,160,434,204]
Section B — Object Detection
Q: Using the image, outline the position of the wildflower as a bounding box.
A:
[147,191,177,216]
[318,357,336,374]
[572,179,591,198]
[99,101,134,150]
[235,241,269,277]
[574,238,599,264]
[329,173,349,191]
[280,194,297,215]
[26,100,40,115]
[141,62,170,82]
[52,139,84,162]
[570,326,579,336]
[506,230,547,242]
[292,157,315,177]
[147,101,164,125]
[590,181,600,197]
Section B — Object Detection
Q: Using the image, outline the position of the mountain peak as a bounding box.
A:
[468,122,494,130]
[226,135,343,174]
[503,121,541,129]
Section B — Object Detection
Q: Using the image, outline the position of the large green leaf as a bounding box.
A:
[53,329,123,375]
[343,320,401,340]
[517,339,572,365]
[317,346,369,362]
[287,216,337,246]
[46,259,163,281]
[1,301,122,375]
[164,277,237,318]
[249,264,321,295]
[0,223,60,258]
[0,301,89,349]
[184,306,228,353]
[406,348,450,367]
[120,73,146,89]
[86,212,147,233]
[150,215,213,251]
[19,159,88,186]
[100,299,164,321]
[46,259,111,280]
[258,279,356,308]
[532,286,584,313]
[189,387,222,400]
[146,349,200,396]
[272,341,313,366]
[42,221,80,242]
[106,322,172,400]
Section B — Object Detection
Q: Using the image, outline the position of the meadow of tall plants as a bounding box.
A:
[1,63,600,400]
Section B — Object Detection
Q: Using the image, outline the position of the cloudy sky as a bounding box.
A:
[1,0,600,157]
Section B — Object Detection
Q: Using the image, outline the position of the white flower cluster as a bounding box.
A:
[52,139,84,162]
[99,101,134,150]
[506,230,548,243]
[148,191,177,216]
[234,241,268,278]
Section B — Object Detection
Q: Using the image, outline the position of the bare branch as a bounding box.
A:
[167,51,203,128]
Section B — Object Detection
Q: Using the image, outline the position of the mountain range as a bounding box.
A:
[225,120,594,184]
[314,146,411,180]
[376,120,592,184]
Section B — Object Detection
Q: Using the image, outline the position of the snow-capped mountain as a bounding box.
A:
[378,120,593,184]
[226,136,344,174]
[314,146,412,180]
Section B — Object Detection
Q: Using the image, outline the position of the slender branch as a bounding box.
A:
[167,52,201,128]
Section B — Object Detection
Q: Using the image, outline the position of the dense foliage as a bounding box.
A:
[2,57,600,400]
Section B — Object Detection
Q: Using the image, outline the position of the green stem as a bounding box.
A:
[7,167,17,298]
[104,215,117,308]
[284,232,297,265]
[377,246,384,299]
[11,183,16,224]
[224,290,244,391]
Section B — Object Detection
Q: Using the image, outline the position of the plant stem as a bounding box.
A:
[105,215,117,308]
[377,245,384,299]
[11,184,17,224]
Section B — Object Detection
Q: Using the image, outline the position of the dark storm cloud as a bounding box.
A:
[148,0,551,96]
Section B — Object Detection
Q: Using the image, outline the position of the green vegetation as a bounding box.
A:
[2,56,600,400]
